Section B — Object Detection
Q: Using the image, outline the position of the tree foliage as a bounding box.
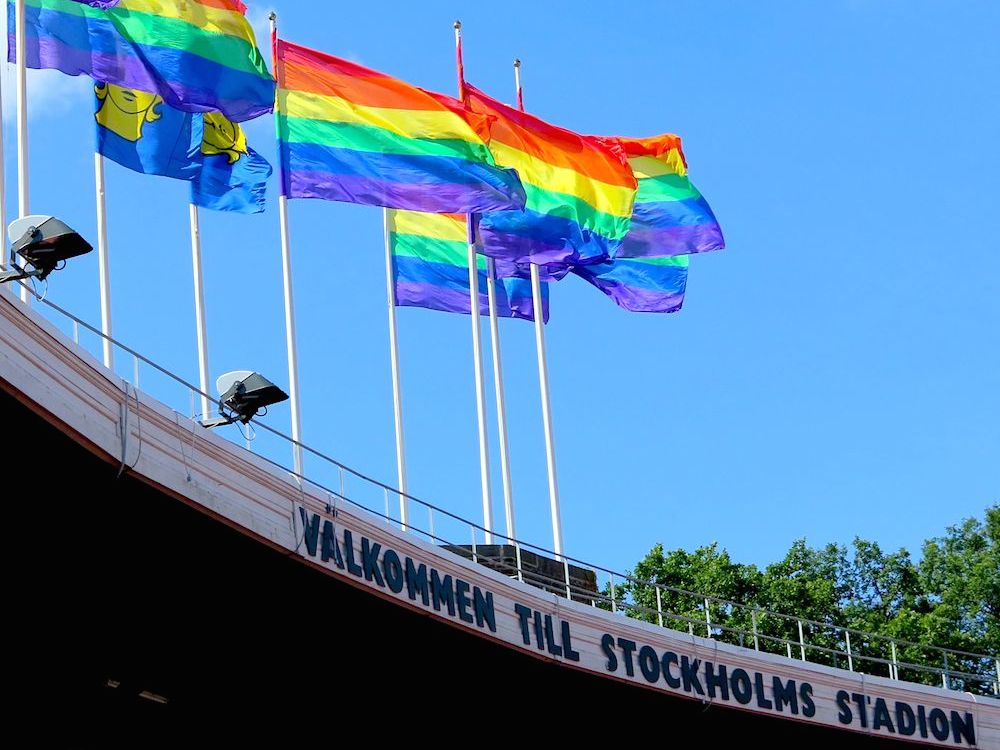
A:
[618,505,998,693]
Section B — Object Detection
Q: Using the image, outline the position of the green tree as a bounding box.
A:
[912,505,999,688]
[624,542,761,642]
[618,505,998,693]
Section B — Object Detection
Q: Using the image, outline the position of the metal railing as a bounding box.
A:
[21,291,1000,698]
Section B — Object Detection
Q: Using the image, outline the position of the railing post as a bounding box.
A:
[890,641,898,680]
[942,652,949,690]
[751,610,759,651]
[786,642,792,659]
[798,620,806,661]
[427,507,436,543]
[704,598,712,638]
[846,630,854,672]
[563,558,571,601]
[655,585,664,628]
[383,487,390,526]
[514,541,523,583]
[995,658,999,696]
[470,526,478,564]
[688,622,694,636]
[338,467,345,500]
[72,320,79,344]
[132,355,140,388]
[189,388,196,419]
[610,573,617,613]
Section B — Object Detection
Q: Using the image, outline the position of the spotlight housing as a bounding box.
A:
[1,215,93,284]
[202,370,289,428]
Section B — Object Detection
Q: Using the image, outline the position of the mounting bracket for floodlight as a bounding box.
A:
[201,370,289,428]
[0,267,37,284]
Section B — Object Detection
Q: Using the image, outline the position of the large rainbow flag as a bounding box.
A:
[464,83,637,267]
[573,255,688,313]
[389,210,547,323]
[8,0,274,122]
[274,40,525,214]
[617,134,724,258]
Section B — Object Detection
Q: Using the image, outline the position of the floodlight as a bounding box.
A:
[201,370,289,428]
[0,215,93,284]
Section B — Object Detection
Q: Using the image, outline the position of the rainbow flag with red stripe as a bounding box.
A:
[464,83,637,267]
[9,0,274,122]
[617,134,724,258]
[274,40,525,214]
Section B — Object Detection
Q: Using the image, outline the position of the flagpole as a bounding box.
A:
[486,257,516,542]
[189,203,211,418]
[454,20,494,544]
[14,0,30,304]
[94,154,113,368]
[514,59,564,560]
[0,63,7,275]
[270,13,304,478]
[382,208,409,530]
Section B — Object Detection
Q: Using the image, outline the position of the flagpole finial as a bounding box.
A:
[453,20,462,30]
[268,11,276,21]
[514,58,521,68]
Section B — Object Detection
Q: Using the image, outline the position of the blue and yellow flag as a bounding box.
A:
[191,112,272,214]
[95,82,200,179]
[95,82,271,214]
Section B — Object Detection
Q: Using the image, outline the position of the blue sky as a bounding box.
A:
[3,0,997,577]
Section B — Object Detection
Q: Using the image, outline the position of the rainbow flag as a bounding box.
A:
[617,134,724,258]
[9,0,274,122]
[573,255,688,313]
[464,83,637,267]
[274,40,525,214]
[389,210,547,323]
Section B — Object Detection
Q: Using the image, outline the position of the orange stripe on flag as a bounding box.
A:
[465,83,636,190]
[278,41,468,117]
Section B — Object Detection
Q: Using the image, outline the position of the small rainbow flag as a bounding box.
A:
[573,254,688,313]
[464,83,637,267]
[274,40,525,214]
[9,0,274,122]
[617,134,724,258]
[389,210,547,323]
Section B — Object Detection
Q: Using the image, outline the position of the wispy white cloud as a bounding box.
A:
[2,68,92,123]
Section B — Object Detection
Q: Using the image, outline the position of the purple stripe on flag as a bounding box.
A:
[11,33,268,119]
[12,33,160,86]
[395,282,488,315]
[476,228,569,265]
[617,223,725,259]
[493,258,574,282]
[287,171,517,214]
[603,285,685,313]
[579,281,685,313]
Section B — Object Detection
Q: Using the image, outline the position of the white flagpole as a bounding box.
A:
[270,13,304,478]
[189,203,211,418]
[95,154,113,367]
[454,20,494,545]
[382,208,409,530]
[15,0,30,304]
[278,193,303,477]
[486,257,516,542]
[1,62,7,275]
[514,60,564,560]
